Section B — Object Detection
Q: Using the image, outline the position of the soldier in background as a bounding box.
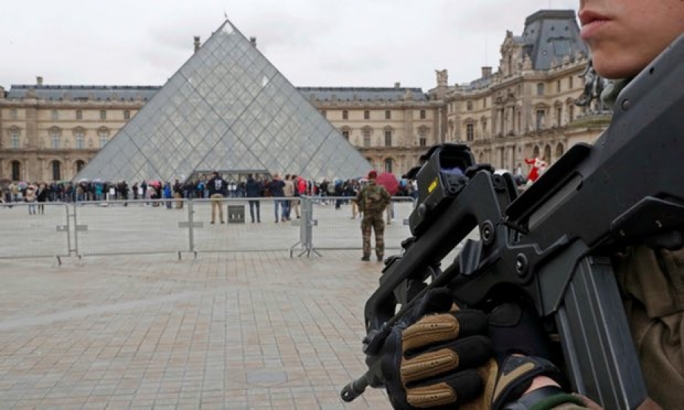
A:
[356,170,391,262]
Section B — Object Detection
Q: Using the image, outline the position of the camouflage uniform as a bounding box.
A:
[356,181,391,260]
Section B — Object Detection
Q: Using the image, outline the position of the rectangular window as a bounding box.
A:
[100,110,107,120]
[10,131,20,149]
[483,98,487,109]
[569,76,574,89]
[99,131,109,147]
[364,110,370,120]
[569,105,575,122]
[342,110,349,120]
[51,110,59,121]
[556,107,563,127]
[385,110,391,120]
[76,110,83,120]
[51,132,61,149]
[124,110,131,120]
[75,132,85,149]
[419,137,427,147]
[536,83,545,96]
[363,130,371,147]
[52,161,61,181]
[12,161,21,181]
[556,80,561,93]
[384,130,392,147]
[467,101,473,111]
[420,110,426,119]
[466,124,474,142]
[10,109,18,120]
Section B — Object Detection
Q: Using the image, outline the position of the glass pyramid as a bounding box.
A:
[75,20,372,183]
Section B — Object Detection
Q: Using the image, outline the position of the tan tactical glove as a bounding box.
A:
[380,289,568,410]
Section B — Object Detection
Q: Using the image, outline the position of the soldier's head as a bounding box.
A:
[368,170,378,180]
[579,0,684,79]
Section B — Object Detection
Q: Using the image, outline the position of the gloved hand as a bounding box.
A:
[379,289,568,410]
[487,301,569,409]
[379,288,495,409]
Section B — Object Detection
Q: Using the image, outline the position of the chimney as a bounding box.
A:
[481,67,492,78]
[193,36,201,53]
[36,76,44,86]
[394,82,401,88]
[249,37,257,47]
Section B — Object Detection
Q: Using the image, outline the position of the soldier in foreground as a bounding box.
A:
[378,1,684,409]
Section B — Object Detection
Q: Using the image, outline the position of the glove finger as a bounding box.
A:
[405,369,483,408]
[402,310,488,354]
[402,335,491,385]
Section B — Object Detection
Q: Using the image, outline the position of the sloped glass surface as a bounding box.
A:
[75,19,371,184]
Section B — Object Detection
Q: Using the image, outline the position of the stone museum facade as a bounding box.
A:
[0,9,610,183]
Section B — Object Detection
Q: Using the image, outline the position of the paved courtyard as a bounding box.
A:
[0,250,394,409]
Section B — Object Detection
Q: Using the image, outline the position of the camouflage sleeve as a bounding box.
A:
[356,190,364,212]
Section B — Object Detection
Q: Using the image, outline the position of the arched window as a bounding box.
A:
[555,143,564,158]
[51,160,62,181]
[11,161,21,181]
[544,145,552,163]
[535,109,546,130]
[384,158,393,173]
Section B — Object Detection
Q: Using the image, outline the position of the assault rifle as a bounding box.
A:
[341,34,684,410]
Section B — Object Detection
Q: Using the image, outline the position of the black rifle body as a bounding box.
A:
[342,35,684,409]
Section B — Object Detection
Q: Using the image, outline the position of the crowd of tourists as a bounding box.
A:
[0,174,417,207]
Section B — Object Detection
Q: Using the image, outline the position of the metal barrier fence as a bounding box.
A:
[190,198,301,254]
[306,196,415,251]
[0,196,420,261]
[74,199,189,257]
[0,203,71,260]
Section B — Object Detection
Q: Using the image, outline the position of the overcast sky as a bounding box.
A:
[1,0,579,92]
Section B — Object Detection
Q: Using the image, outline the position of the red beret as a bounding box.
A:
[368,170,378,179]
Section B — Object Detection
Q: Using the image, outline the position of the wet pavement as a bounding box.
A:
[0,251,393,409]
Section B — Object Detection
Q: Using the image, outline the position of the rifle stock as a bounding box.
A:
[342,34,684,409]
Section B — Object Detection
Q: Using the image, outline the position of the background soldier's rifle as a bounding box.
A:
[341,34,684,410]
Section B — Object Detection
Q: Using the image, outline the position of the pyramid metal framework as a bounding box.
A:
[75,20,372,183]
